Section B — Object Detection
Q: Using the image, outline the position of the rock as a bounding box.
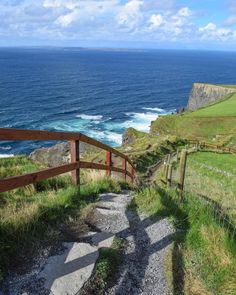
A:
[29,143,70,167]
[122,127,147,146]
[187,83,236,111]
[29,142,97,167]
[177,107,185,114]
[38,242,99,295]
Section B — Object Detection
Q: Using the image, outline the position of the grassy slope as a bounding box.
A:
[0,156,125,281]
[119,129,186,175]
[181,152,236,226]
[186,93,236,117]
[132,187,236,295]
[151,93,236,147]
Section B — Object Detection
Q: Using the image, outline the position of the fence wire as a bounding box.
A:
[168,148,236,239]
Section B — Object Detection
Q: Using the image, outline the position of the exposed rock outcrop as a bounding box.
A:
[29,142,97,167]
[122,127,147,146]
[187,83,236,111]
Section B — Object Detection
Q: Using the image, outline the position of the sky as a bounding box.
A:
[1,0,236,50]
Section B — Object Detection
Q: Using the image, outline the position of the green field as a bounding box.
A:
[180,151,236,225]
[151,92,236,147]
[186,93,236,117]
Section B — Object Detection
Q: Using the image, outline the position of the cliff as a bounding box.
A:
[187,83,236,111]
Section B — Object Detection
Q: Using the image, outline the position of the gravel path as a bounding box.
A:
[84,191,175,295]
[2,191,175,295]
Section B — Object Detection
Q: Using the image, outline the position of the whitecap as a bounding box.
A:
[142,107,166,113]
[0,146,12,150]
[76,114,103,121]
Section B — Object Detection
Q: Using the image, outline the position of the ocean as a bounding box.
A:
[1,48,236,155]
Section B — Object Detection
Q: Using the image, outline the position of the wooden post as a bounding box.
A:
[70,140,80,186]
[131,167,135,184]
[167,154,171,164]
[106,151,112,177]
[123,159,127,181]
[178,149,187,194]
[165,164,169,183]
[176,149,180,161]
[167,164,173,187]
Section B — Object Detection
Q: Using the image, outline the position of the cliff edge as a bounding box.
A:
[187,83,236,111]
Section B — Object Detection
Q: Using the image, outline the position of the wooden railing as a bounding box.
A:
[0,128,136,193]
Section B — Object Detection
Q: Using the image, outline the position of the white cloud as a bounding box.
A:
[199,22,234,41]
[116,0,143,31]
[147,6,193,39]
[149,14,163,29]
[199,22,217,32]
[177,7,191,17]
[0,1,236,46]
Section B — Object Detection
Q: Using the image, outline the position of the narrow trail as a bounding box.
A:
[4,191,175,295]
[82,191,175,295]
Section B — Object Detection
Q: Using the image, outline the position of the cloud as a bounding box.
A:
[199,22,217,32]
[147,7,193,39]
[199,22,234,41]
[149,14,163,29]
[116,0,143,31]
[0,0,235,47]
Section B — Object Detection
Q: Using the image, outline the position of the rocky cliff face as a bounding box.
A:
[187,83,236,111]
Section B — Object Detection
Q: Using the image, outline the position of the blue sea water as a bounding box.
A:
[1,48,236,155]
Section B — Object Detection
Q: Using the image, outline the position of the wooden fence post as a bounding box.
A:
[164,154,171,184]
[167,164,173,187]
[131,167,135,184]
[70,140,80,186]
[165,164,169,183]
[178,149,187,195]
[123,158,127,181]
[176,149,180,161]
[106,151,112,177]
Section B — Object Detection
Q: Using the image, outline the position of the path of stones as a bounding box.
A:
[5,191,175,295]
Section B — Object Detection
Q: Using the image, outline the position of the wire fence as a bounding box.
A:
[161,143,236,239]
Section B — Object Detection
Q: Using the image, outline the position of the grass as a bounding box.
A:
[150,93,236,147]
[0,156,128,281]
[80,237,125,295]
[119,130,186,175]
[132,186,236,295]
[186,93,236,117]
[172,151,236,226]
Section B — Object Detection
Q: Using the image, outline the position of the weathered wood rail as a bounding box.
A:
[0,128,136,193]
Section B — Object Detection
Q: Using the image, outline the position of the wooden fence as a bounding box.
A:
[0,128,136,193]
[162,139,236,194]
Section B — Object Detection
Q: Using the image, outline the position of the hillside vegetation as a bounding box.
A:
[150,92,236,147]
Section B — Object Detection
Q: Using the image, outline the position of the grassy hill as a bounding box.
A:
[151,92,236,147]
